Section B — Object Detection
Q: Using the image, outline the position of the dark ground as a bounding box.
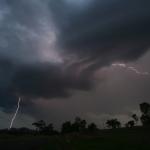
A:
[0,127,150,150]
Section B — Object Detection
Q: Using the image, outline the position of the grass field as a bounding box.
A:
[0,127,150,150]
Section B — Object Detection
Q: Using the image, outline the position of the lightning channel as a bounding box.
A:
[112,63,149,76]
[9,97,21,129]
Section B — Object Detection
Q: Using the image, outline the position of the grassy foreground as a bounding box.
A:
[0,127,150,150]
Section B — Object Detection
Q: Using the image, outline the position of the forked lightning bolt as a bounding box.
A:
[112,63,149,76]
[9,97,21,129]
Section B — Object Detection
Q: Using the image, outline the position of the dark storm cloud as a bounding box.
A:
[50,0,150,64]
[0,60,91,109]
[12,62,91,99]
[0,58,17,109]
[0,0,150,111]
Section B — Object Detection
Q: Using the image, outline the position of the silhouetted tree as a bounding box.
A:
[61,121,72,134]
[87,123,98,132]
[72,117,87,132]
[42,123,54,134]
[140,103,150,115]
[125,120,135,128]
[80,119,87,131]
[132,114,138,124]
[106,119,121,129]
[140,102,150,126]
[61,117,87,134]
[140,115,150,126]
[32,120,46,132]
[47,123,54,132]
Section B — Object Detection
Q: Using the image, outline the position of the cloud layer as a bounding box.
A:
[0,0,150,111]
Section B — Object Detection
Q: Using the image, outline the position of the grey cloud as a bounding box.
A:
[0,0,150,112]
[12,62,91,99]
[0,60,92,110]
[50,0,150,63]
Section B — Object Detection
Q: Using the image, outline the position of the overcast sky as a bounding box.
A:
[0,0,150,129]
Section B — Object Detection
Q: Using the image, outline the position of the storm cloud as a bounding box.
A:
[50,0,150,61]
[0,0,150,112]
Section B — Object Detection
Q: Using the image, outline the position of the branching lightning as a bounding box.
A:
[9,97,21,129]
[112,63,149,76]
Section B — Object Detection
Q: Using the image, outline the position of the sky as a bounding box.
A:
[0,0,150,129]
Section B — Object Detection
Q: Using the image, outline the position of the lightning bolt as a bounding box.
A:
[112,63,149,76]
[9,97,21,129]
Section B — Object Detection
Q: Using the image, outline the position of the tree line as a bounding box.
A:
[0,102,150,135]
[102,102,150,129]
[32,117,98,135]
[31,102,150,134]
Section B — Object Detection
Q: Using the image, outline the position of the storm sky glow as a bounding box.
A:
[0,0,150,129]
